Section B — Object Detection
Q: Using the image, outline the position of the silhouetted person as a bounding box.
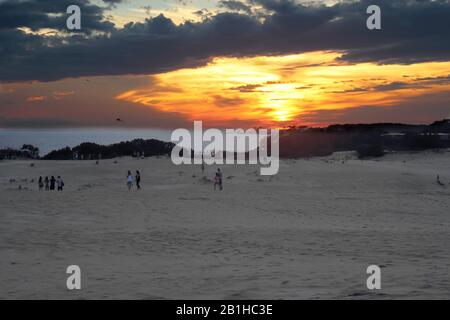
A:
[216,168,223,190]
[214,173,221,191]
[44,176,49,190]
[201,154,205,174]
[135,170,141,190]
[38,176,43,190]
[50,176,56,190]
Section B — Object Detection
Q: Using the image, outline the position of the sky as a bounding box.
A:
[0,0,449,129]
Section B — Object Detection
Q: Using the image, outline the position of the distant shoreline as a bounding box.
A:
[0,128,173,156]
[1,119,449,160]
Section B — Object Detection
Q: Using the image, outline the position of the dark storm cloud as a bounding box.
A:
[102,0,123,3]
[102,0,125,8]
[332,75,450,93]
[0,0,114,32]
[0,0,450,82]
[219,0,252,14]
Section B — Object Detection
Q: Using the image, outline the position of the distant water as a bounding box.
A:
[0,128,172,156]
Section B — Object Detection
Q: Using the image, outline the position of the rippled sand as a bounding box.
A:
[1,151,450,299]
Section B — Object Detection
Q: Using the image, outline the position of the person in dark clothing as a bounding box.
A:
[50,176,56,190]
[201,154,205,175]
[135,170,141,190]
[214,173,221,191]
[44,176,49,190]
[216,168,223,190]
[38,176,44,190]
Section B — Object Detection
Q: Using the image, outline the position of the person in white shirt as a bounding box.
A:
[56,176,64,191]
[127,170,134,190]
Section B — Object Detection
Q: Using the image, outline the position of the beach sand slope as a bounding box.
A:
[1,151,450,299]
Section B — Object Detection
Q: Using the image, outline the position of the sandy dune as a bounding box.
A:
[1,151,450,299]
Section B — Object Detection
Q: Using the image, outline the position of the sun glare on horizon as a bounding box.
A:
[116,51,450,128]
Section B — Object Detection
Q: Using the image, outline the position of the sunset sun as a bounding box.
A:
[115,52,450,127]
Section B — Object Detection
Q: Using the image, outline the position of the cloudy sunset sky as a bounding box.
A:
[0,0,449,128]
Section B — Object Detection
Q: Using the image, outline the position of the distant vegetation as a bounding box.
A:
[279,119,450,158]
[42,139,174,160]
[1,119,449,161]
[0,144,39,160]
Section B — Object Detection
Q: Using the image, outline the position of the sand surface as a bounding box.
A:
[1,151,450,299]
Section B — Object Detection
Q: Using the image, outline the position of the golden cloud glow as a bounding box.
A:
[116,51,450,127]
[110,5,206,27]
[26,95,46,102]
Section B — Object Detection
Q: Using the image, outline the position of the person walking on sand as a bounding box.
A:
[127,170,134,190]
[57,176,64,191]
[201,154,205,175]
[38,176,43,190]
[214,172,221,191]
[44,176,49,190]
[135,170,141,190]
[213,168,223,191]
[216,168,223,190]
[50,176,56,190]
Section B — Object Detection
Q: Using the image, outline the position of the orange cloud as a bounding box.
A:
[115,51,450,127]
[53,91,75,100]
[26,95,46,102]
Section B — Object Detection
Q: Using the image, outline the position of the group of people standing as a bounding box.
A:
[36,168,223,192]
[37,168,222,192]
[38,176,64,191]
[126,170,141,190]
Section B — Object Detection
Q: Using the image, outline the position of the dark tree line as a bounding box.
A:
[42,139,174,160]
[280,119,450,159]
[2,120,449,161]
[0,144,40,160]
